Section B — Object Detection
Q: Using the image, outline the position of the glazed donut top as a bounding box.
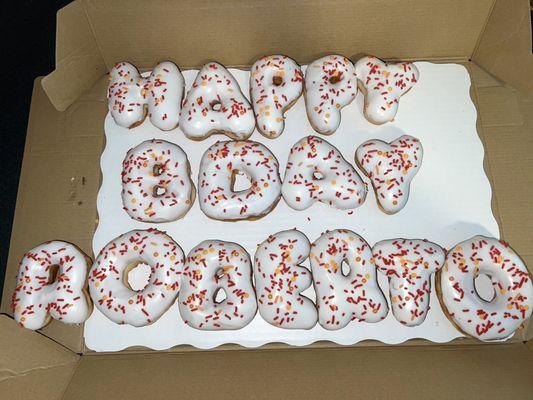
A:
[355,56,419,124]
[304,55,358,135]
[198,140,281,220]
[179,62,255,140]
[250,55,304,138]
[12,241,91,330]
[145,62,185,131]
[121,139,194,223]
[355,135,422,214]
[107,61,184,130]
[372,238,445,326]
[89,228,184,327]
[310,229,389,328]
[178,240,257,330]
[108,62,144,128]
[282,135,367,211]
[440,236,533,340]
[253,229,317,329]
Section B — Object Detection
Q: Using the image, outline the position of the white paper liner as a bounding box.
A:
[86,62,500,351]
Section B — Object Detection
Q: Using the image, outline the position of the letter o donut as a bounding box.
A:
[439,236,533,340]
[89,229,184,327]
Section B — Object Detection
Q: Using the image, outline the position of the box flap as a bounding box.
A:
[63,343,533,399]
[4,0,533,354]
[0,315,79,400]
[1,77,106,352]
[42,0,499,110]
[41,0,106,111]
[82,0,493,68]
[468,63,533,339]
[473,0,533,93]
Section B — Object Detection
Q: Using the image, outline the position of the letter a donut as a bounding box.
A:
[12,241,92,330]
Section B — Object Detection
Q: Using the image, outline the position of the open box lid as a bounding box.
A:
[1,312,533,399]
[41,0,533,112]
[1,2,533,396]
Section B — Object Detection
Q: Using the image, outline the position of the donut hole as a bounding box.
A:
[272,75,283,86]
[231,170,252,192]
[213,287,227,304]
[312,170,325,180]
[124,261,152,292]
[328,72,342,84]
[210,100,222,112]
[46,264,60,285]
[153,184,167,197]
[474,273,496,302]
[215,268,225,280]
[341,260,351,277]
[152,163,164,176]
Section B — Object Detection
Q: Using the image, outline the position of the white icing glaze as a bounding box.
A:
[310,229,388,330]
[355,135,422,214]
[304,55,358,135]
[89,229,184,327]
[254,229,317,329]
[198,140,281,220]
[107,61,184,130]
[282,135,367,211]
[355,56,419,125]
[178,240,257,330]
[179,62,255,140]
[121,139,194,222]
[250,55,304,138]
[12,241,91,330]
[439,236,533,340]
[372,239,445,326]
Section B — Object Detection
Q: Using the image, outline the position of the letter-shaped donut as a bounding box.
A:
[310,229,388,329]
[250,55,304,138]
[198,140,282,220]
[254,230,317,329]
[439,236,533,340]
[179,62,255,140]
[178,240,257,330]
[373,239,445,326]
[121,139,195,222]
[355,56,419,125]
[355,135,423,214]
[304,55,358,135]
[89,229,184,327]
[107,61,184,130]
[12,241,92,330]
[282,135,367,211]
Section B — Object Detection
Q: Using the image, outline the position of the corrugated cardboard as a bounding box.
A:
[1,0,532,398]
[62,344,533,400]
[472,0,533,93]
[0,316,79,400]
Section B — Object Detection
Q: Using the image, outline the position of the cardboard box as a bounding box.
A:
[1,0,532,398]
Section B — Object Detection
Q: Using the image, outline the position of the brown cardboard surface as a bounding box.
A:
[473,0,533,93]
[469,64,533,270]
[83,0,493,66]
[6,61,531,352]
[41,0,496,111]
[0,77,106,352]
[1,2,533,399]
[62,343,533,400]
[41,1,106,112]
[0,316,78,400]
[468,63,533,339]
